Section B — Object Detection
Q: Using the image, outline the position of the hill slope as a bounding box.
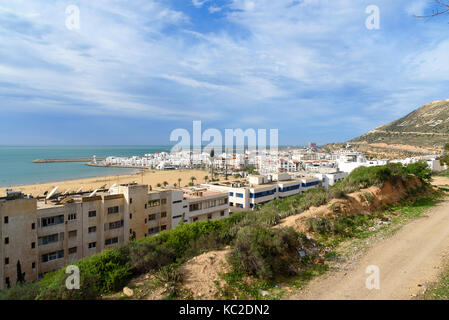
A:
[349,99,449,156]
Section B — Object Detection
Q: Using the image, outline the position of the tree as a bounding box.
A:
[415,1,449,18]
[156,183,162,188]
[190,176,197,185]
[16,260,25,284]
[210,149,215,180]
[174,183,178,188]
[204,175,209,182]
[178,178,182,186]
[163,181,169,187]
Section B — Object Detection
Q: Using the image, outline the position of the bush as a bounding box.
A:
[404,161,432,183]
[229,226,312,280]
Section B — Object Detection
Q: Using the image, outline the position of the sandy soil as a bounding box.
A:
[352,141,437,154]
[289,197,449,300]
[432,176,449,187]
[179,249,231,300]
[277,177,422,235]
[0,169,213,197]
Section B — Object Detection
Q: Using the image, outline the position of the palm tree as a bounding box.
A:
[178,178,182,186]
[190,176,197,185]
[174,183,177,188]
[163,181,168,187]
[156,183,161,188]
[204,175,209,182]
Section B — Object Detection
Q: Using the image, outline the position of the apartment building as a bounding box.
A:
[314,172,348,189]
[0,183,229,290]
[183,188,229,223]
[205,173,320,210]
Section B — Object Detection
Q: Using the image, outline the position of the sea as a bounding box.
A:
[0,146,171,187]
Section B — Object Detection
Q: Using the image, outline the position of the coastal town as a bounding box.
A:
[1,144,447,290]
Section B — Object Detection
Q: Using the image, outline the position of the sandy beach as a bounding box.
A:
[0,169,213,198]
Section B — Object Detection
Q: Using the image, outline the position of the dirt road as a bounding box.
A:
[290,196,449,300]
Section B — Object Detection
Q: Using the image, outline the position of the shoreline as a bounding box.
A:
[0,168,211,197]
[0,168,146,189]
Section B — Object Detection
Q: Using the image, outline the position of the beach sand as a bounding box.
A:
[0,169,214,197]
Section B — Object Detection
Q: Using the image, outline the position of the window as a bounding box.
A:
[42,215,64,227]
[4,216,8,224]
[41,250,64,263]
[148,214,156,221]
[172,200,182,204]
[207,214,212,220]
[68,213,77,221]
[32,262,36,269]
[31,242,36,249]
[105,237,118,245]
[31,223,35,230]
[193,217,198,222]
[68,230,77,238]
[88,226,96,233]
[221,211,225,217]
[144,204,147,209]
[88,242,96,249]
[172,215,182,219]
[108,206,119,214]
[88,210,96,217]
[161,199,167,205]
[4,237,9,245]
[144,218,147,224]
[5,257,9,265]
[148,227,160,235]
[161,225,167,231]
[68,247,77,254]
[109,220,124,230]
[189,203,201,211]
[129,213,133,219]
[130,198,133,204]
[148,199,160,207]
[5,277,10,288]
[39,234,59,246]
[161,212,167,218]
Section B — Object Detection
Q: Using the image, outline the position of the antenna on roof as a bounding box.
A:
[99,184,106,189]
[108,184,117,192]
[88,189,98,197]
[76,187,83,193]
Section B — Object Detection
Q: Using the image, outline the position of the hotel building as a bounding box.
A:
[0,184,229,290]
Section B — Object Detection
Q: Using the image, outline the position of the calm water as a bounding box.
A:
[0,146,170,187]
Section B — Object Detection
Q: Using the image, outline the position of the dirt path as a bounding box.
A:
[290,197,449,300]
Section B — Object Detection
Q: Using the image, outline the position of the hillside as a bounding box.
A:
[348,99,449,157]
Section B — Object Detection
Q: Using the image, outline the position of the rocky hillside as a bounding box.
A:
[349,99,449,155]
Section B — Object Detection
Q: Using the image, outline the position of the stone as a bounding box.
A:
[123,287,134,297]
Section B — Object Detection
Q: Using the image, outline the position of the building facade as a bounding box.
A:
[0,184,229,290]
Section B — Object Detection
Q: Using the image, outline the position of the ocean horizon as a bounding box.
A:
[0,146,171,187]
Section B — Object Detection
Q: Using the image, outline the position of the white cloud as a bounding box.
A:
[192,0,209,8]
[208,6,222,13]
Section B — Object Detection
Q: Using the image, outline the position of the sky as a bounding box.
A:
[0,0,449,146]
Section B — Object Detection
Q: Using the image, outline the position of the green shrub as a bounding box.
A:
[229,226,313,280]
[404,161,432,183]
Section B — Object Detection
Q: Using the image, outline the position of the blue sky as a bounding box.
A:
[1,0,449,146]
